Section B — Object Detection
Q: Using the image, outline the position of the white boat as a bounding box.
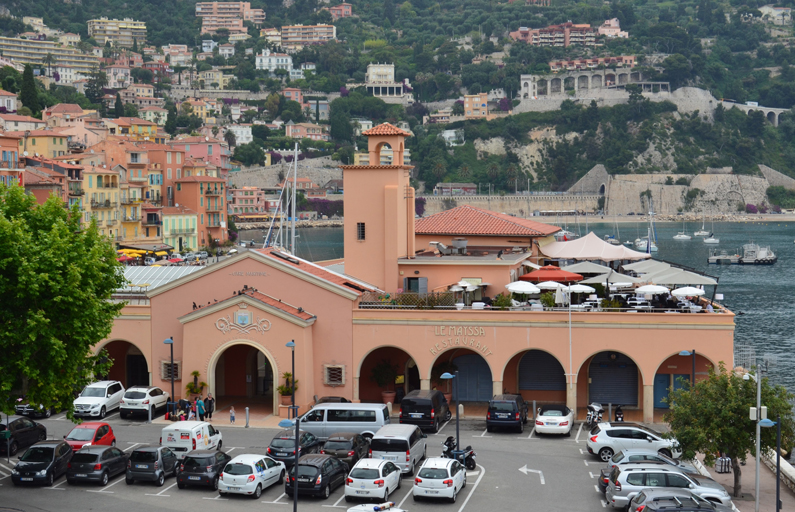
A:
[634,201,659,252]
[694,216,709,236]
[673,220,691,240]
[702,218,719,244]
[555,229,578,241]
[635,237,659,252]
[604,216,621,245]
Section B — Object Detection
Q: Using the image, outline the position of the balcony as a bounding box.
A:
[120,196,134,205]
[169,227,196,235]
[0,160,21,169]
[91,200,117,209]
[206,205,222,212]
[208,220,223,227]
[129,175,148,182]
[122,215,139,222]
[68,188,85,196]
[205,189,222,196]
[143,219,162,226]
[107,219,118,225]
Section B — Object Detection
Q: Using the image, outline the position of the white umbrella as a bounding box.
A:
[505,281,541,294]
[536,281,564,290]
[554,286,565,304]
[456,280,471,287]
[636,284,670,294]
[449,285,464,292]
[567,284,595,294]
[671,286,706,297]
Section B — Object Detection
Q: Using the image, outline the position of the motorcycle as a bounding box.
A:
[441,436,477,470]
[614,404,624,422]
[586,403,604,427]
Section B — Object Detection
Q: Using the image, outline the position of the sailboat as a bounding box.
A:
[604,215,622,245]
[703,218,719,244]
[673,219,691,240]
[634,203,659,252]
[694,215,709,237]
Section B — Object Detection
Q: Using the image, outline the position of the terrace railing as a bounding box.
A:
[359,291,457,309]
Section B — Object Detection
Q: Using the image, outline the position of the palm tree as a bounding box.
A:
[459,164,470,180]
[224,130,236,148]
[432,161,446,182]
[506,164,518,191]
[43,53,56,78]
[487,163,499,181]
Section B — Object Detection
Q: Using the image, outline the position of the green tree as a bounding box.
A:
[0,185,124,418]
[384,0,395,24]
[19,64,39,115]
[123,103,139,118]
[164,105,177,135]
[329,108,353,142]
[233,142,266,166]
[224,130,237,148]
[665,363,794,496]
[85,66,108,105]
[114,93,124,118]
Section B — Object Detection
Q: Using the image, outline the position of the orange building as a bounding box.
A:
[173,175,227,246]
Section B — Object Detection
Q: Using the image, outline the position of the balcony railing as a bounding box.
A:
[168,227,196,235]
[90,200,118,209]
[106,219,118,225]
[68,189,85,196]
[205,189,222,196]
[122,216,139,222]
[0,160,21,169]
[129,175,148,182]
[208,221,223,227]
[120,197,135,204]
[206,206,222,212]
[143,219,162,226]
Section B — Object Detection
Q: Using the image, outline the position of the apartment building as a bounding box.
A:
[0,114,45,131]
[225,124,253,145]
[464,93,489,119]
[364,63,410,99]
[0,37,99,76]
[105,117,161,143]
[255,49,293,72]
[280,24,336,51]
[139,106,168,126]
[173,175,228,245]
[260,27,281,45]
[121,83,166,109]
[59,33,81,46]
[162,204,199,252]
[7,129,69,158]
[83,165,122,240]
[87,17,147,48]
[326,3,353,20]
[168,136,231,182]
[509,22,596,47]
[284,121,329,141]
[195,1,266,35]
[549,55,636,71]
[105,64,131,89]
[598,18,629,38]
[219,43,235,58]
[228,186,267,214]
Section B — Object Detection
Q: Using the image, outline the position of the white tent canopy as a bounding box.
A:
[581,271,641,284]
[624,259,671,273]
[671,286,706,297]
[541,232,652,262]
[561,261,613,274]
[636,284,670,294]
[651,268,718,286]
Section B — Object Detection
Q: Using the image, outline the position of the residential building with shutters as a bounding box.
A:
[87,17,147,48]
[280,24,336,52]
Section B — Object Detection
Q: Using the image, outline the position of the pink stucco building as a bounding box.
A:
[168,136,231,180]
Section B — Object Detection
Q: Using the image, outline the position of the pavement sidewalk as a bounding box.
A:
[697,453,793,511]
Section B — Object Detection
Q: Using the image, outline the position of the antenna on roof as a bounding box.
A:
[23,151,28,156]
[205,136,209,141]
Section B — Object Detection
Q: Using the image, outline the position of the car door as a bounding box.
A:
[19,418,38,447]
[162,448,177,472]
[452,461,465,492]
[665,473,692,489]
[302,432,318,453]
[58,443,73,476]
[215,452,229,476]
[263,457,279,486]
[110,447,126,476]
[207,424,220,448]
[113,384,124,410]
[384,462,399,491]
[355,435,367,462]
[95,425,109,445]
[301,409,325,438]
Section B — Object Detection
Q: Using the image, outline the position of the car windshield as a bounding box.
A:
[130,451,157,463]
[418,468,448,479]
[324,441,352,451]
[270,438,295,449]
[489,402,515,412]
[81,387,106,398]
[635,425,662,437]
[21,447,54,462]
[224,463,252,475]
[184,456,214,467]
[349,468,379,479]
[369,439,409,452]
[612,451,625,463]
[124,391,147,399]
[540,409,564,417]
[66,428,96,441]
[657,452,676,464]
[72,453,100,463]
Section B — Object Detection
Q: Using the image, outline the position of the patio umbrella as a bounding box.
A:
[169,258,184,263]
[636,284,670,294]
[455,280,471,287]
[567,284,596,294]
[671,286,706,297]
[505,281,541,294]
[536,281,564,290]
[554,286,565,304]
[519,265,583,284]
[117,255,133,262]
[449,285,464,292]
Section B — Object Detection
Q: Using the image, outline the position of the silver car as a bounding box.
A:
[605,464,731,509]
[587,422,682,462]
[628,488,733,512]
[599,449,698,493]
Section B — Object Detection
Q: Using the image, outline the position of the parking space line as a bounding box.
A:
[433,419,451,435]
[527,427,535,439]
[601,499,608,507]
[395,481,414,508]
[145,481,178,496]
[0,462,14,472]
[262,492,288,504]
[579,448,584,455]
[457,463,486,512]
[575,423,583,443]
[589,472,597,478]
[122,443,142,452]
[473,429,492,438]
[225,447,243,453]
[321,494,347,508]
[86,477,127,493]
[52,414,68,421]
[594,484,600,493]
[202,495,228,500]
[46,480,68,490]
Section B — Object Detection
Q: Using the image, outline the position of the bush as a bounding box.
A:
[746,203,758,214]
[415,197,426,216]
[492,292,513,310]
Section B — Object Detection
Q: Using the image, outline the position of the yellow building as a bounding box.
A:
[104,117,162,143]
[83,165,122,241]
[87,17,147,47]
[199,69,234,90]
[162,205,199,252]
[58,33,81,46]
[464,93,489,119]
[7,130,69,158]
[0,37,100,76]
[183,99,209,122]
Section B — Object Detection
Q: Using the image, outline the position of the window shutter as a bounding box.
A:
[324,365,345,386]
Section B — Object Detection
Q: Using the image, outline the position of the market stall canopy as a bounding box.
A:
[561,261,614,274]
[519,265,583,283]
[650,268,718,286]
[540,232,652,262]
[671,286,706,297]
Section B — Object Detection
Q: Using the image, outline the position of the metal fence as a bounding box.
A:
[359,291,457,309]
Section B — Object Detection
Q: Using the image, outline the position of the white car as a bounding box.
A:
[412,457,466,503]
[345,459,402,503]
[347,503,406,512]
[587,422,682,462]
[534,404,574,436]
[218,454,285,499]
[120,386,170,419]
[73,381,125,419]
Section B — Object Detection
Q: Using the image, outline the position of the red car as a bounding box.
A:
[64,422,116,450]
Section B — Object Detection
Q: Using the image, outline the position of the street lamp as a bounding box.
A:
[743,368,762,512]
[440,371,459,458]
[163,337,174,417]
[678,350,696,387]
[760,417,781,512]
[280,339,298,511]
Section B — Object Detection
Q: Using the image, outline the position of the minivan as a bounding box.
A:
[486,394,528,433]
[160,421,222,459]
[399,390,451,433]
[369,424,427,476]
[298,403,390,440]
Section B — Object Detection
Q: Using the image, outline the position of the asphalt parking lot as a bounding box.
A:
[0,410,610,512]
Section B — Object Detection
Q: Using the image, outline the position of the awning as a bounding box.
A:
[118,243,174,252]
[623,259,670,273]
[522,261,542,270]
[561,261,613,274]
[519,265,583,283]
[580,271,640,284]
[540,232,651,262]
[650,268,718,286]
[155,251,168,256]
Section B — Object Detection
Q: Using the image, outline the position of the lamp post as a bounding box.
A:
[678,350,696,387]
[760,417,781,512]
[441,371,459,456]
[282,339,298,512]
[744,367,762,512]
[164,337,174,417]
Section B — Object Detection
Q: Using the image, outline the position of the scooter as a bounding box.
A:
[614,404,624,422]
[586,403,604,427]
[441,436,477,470]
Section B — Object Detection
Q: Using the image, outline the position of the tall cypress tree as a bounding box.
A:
[19,64,39,115]
[114,93,124,118]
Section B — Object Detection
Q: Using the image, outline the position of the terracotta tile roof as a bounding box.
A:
[45,104,84,114]
[362,122,412,137]
[253,248,378,294]
[0,89,16,97]
[5,129,64,137]
[415,205,560,237]
[0,114,44,124]
[185,289,315,321]
[23,169,60,185]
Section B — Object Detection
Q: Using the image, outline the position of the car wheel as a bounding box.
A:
[422,446,427,460]
[212,475,220,490]
[253,484,262,499]
[45,409,52,418]
[433,419,439,433]
[151,406,156,419]
[397,476,402,489]
[486,426,493,433]
[157,473,165,486]
[99,406,106,419]
[407,460,415,476]
[278,470,284,485]
[598,447,614,462]
[100,472,109,486]
[111,440,116,447]
[565,428,571,437]
[8,441,18,456]
[519,421,524,434]
[413,495,420,502]
[126,477,134,485]
[462,474,467,488]
[173,465,178,478]
[445,410,452,421]
[345,496,353,503]
[322,484,330,499]
[523,414,528,424]
[217,441,222,450]
[38,432,47,442]
[449,489,457,503]
[659,448,672,458]
[46,472,54,487]
[178,481,186,489]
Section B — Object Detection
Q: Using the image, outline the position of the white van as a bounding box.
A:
[298,403,390,440]
[370,424,427,476]
[161,421,223,459]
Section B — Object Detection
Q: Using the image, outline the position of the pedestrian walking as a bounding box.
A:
[205,393,215,421]
[230,406,236,424]
[197,395,206,421]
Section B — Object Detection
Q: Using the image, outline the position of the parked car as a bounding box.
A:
[605,464,731,509]
[73,381,125,419]
[267,429,322,468]
[344,458,402,502]
[126,445,178,486]
[64,422,116,450]
[299,403,391,441]
[198,251,209,260]
[534,404,574,436]
[285,454,348,499]
[15,398,57,418]
[177,449,232,490]
[486,394,528,433]
[160,421,222,459]
[412,457,466,503]
[172,253,184,260]
[66,445,129,486]
[628,488,733,512]
[587,422,681,462]
[0,416,47,456]
[11,441,73,486]
[120,386,169,419]
[218,453,285,498]
[370,425,427,476]
[321,432,370,469]
[599,449,699,493]
[399,390,450,433]
[315,396,351,406]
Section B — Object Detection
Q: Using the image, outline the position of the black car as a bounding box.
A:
[67,445,129,486]
[315,396,350,406]
[126,445,178,486]
[486,394,529,433]
[177,449,232,490]
[267,429,322,468]
[285,454,347,499]
[320,432,369,469]
[15,398,57,418]
[1,416,47,456]
[11,441,73,486]
[399,390,451,433]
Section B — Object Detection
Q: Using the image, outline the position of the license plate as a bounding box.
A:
[21,477,33,481]
[546,422,556,426]
[356,490,368,494]
[189,476,201,480]
[426,490,439,494]
[382,456,397,460]
[497,414,508,418]
[409,413,422,418]
[228,486,240,491]
[277,452,288,457]
[76,474,87,477]
[297,478,310,482]
[136,464,147,469]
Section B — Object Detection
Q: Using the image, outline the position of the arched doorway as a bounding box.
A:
[98,340,149,388]
[652,352,714,409]
[506,350,566,404]
[587,352,640,407]
[210,342,276,415]
[450,351,492,402]
[358,346,419,403]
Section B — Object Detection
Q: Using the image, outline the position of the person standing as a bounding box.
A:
[229,406,236,424]
[196,396,206,421]
[205,393,215,421]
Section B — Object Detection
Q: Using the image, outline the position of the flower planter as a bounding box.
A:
[381,391,396,404]
[280,394,294,406]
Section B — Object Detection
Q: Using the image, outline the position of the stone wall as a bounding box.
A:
[568,164,609,194]
[229,157,342,188]
[759,164,795,190]
[421,193,600,216]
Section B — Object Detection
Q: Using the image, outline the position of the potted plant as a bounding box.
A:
[432,361,458,403]
[185,370,207,398]
[370,359,399,404]
[277,372,298,406]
